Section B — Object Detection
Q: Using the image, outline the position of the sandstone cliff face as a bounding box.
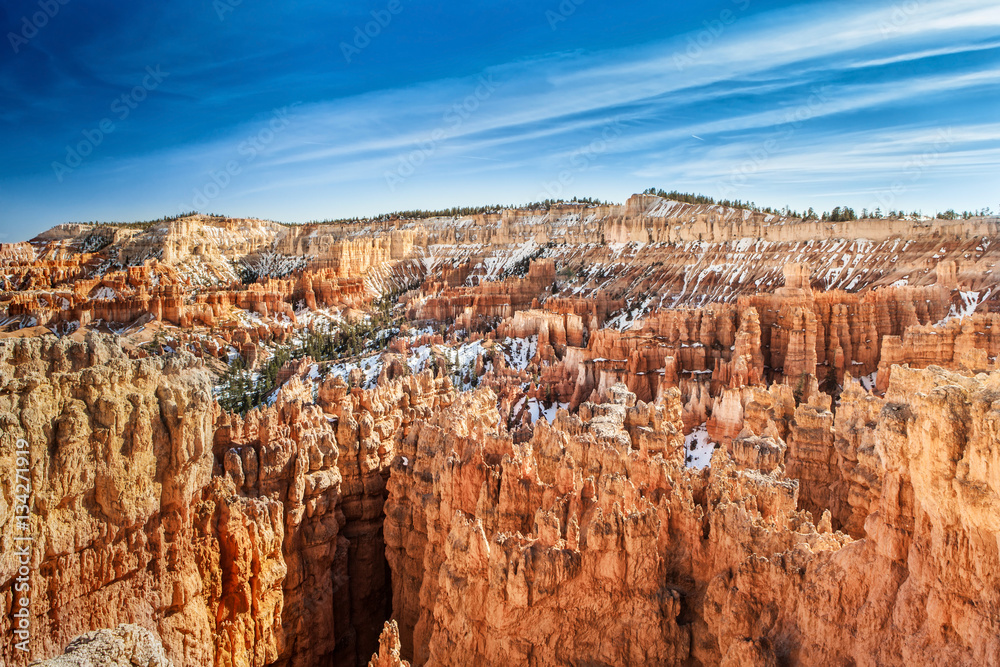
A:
[205,387,341,667]
[317,371,455,662]
[383,373,1000,666]
[13,335,998,666]
[703,365,1000,665]
[31,624,174,667]
[7,198,1000,667]
[0,334,216,664]
[384,382,844,665]
[7,199,999,366]
[0,334,454,666]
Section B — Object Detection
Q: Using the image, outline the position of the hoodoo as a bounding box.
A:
[3,198,1000,665]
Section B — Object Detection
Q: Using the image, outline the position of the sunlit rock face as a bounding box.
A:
[0,335,218,664]
[32,624,175,667]
[385,372,1000,666]
[4,197,1000,666]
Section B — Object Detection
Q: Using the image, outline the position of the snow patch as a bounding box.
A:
[685,424,717,469]
[522,398,569,424]
[856,371,878,392]
[502,336,537,371]
[937,290,982,325]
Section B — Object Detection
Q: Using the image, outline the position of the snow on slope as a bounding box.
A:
[685,424,717,469]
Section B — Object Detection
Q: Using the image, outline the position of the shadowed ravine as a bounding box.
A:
[4,199,1000,666]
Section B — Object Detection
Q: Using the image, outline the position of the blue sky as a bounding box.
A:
[1,0,999,240]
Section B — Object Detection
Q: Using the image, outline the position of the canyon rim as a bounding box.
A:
[2,198,1000,665]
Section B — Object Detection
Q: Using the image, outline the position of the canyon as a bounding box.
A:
[2,195,999,666]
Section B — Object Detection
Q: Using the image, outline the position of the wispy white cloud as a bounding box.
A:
[10,0,999,228]
[845,39,1000,69]
[242,0,1000,165]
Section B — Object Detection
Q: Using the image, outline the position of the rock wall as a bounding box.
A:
[0,334,455,667]
[384,382,839,665]
[6,198,1000,667]
[0,334,217,664]
[33,624,174,667]
[13,342,996,666]
[5,265,366,337]
[704,365,1000,665]
[383,372,1000,666]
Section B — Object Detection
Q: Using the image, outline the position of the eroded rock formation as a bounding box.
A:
[383,373,1000,665]
[0,335,450,666]
[31,624,174,667]
[0,335,216,663]
[4,196,1000,666]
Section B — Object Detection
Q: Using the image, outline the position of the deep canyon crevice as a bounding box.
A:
[3,197,1000,666]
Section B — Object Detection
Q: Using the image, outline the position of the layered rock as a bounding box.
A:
[384,382,848,665]
[496,309,585,355]
[0,334,217,664]
[384,384,693,666]
[0,334,454,666]
[407,259,556,324]
[704,365,1000,664]
[382,370,1000,666]
[876,312,1000,391]
[31,624,173,667]
[317,371,455,661]
[367,621,410,667]
[6,196,1000,667]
